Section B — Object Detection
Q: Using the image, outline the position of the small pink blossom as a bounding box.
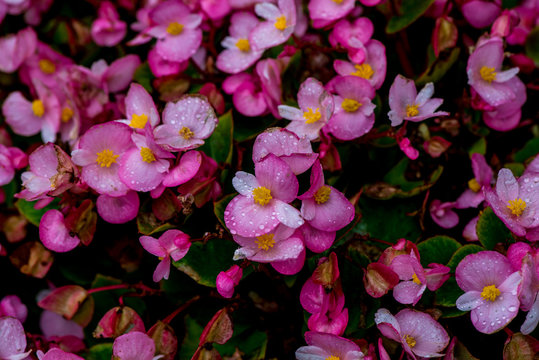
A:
[250,0,296,51]
[430,200,459,228]
[39,209,80,253]
[0,144,27,186]
[455,153,493,209]
[329,17,374,64]
[461,0,501,28]
[140,229,191,282]
[375,308,450,359]
[0,27,36,73]
[308,0,355,29]
[0,316,31,360]
[117,83,160,131]
[456,251,522,334]
[91,1,127,47]
[388,75,449,127]
[0,296,27,323]
[20,42,73,89]
[398,137,419,160]
[296,331,364,360]
[482,76,527,132]
[216,265,243,298]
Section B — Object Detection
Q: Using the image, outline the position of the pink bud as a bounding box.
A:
[216,265,243,298]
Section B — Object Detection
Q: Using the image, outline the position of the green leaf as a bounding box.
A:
[417,236,461,267]
[233,115,276,142]
[172,238,237,287]
[447,244,485,271]
[504,163,525,177]
[136,212,174,235]
[179,316,204,359]
[214,193,236,229]
[15,198,59,227]
[200,110,233,165]
[525,26,539,67]
[513,137,539,163]
[416,47,460,86]
[476,207,513,250]
[469,137,487,156]
[83,343,113,360]
[2,179,17,208]
[434,277,463,307]
[386,0,436,34]
[133,63,154,93]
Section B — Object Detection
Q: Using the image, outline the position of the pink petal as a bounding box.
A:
[39,209,80,253]
[156,29,202,62]
[496,168,519,203]
[96,191,139,224]
[153,256,171,282]
[307,186,354,232]
[300,223,335,253]
[139,236,167,258]
[2,92,42,137]
[456,290,484,311]
[124,83,159,128]
[0,317,28,359]
[393,281,426,305]
[163,151,202,187]
[455,251,514,292]
[395,309,449,356]
[275,200,304,229]
[271,246,305,275]
[112,331,156,360]
[224,195,280,237]
[255,154,298,203]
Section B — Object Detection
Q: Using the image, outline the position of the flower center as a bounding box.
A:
[31,100,45,117]
[39,59,56,74]
[404,335,416,348]
[236,38,250,52]
[167,22,184,35]
[304,107,321,124]
[130,113,148,129]
[468,178,481,192]
[412,273,422,285]
[480,66,496,83]
[179,126,194,140]
[140,147,156,163]
[341,98,361,112]
[331,0,344,3]
[314,186,331,204]
[274,15,287,31]
[481,284,501,301]
[61,107,74,122]
[252,186,272,206]
[96,149,119,168]
[351,63,374,79]
[405,104,419,117]
[326,356,340,360]
[507,198,526,216]
[255,233,275,251]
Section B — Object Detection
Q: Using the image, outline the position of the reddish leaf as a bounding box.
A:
[9,241,54,278]
[38,285,88,320]
[199,308,233,346]
[148,320,178,360]
[94,306,145,339]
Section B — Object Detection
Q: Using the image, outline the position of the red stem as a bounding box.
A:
[87,283,157,295]
[162,295,201,324]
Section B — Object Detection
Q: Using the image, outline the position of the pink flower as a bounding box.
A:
[154,95,218,151]
[482,76,527,132]
[375,308,450,359]
[461,0,501,28]
[299,160,354,232]
[388,75,449,127]
[148,47,188,78]
[0,27,36,73]
[36,348,84,360]
[467,37,519,107]
[333,39,387,90]
[0,317,32,360]
[96,191,140,224]
[398,137,419,160]
[308,0,355,29]
[200,0,231,20]
[463,216,480,242]
[91,55,141,93]
[117,83,160,131]
[456,251,522,334]
[325,75,376,141]
[250,0,296,51]
[20,42,73,89]
[429,200,459,228]
[0,144,27,186]
[252,127,318,175]
[39,209,80,253]
[225,154,303,237]
[112,331,157,360]
[91,1,127,47]
[216,265,243,298]
[296,331,364,360]
[455,153,493,209]
[299,222,335,253]
[147,0,202,62]
[216,11,264,74]
[484,168,539,237]
[279,77,334,141]
[139,229,191,282]
[0,296,27,323]
[329,17,374,64]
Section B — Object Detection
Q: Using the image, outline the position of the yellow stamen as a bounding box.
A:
[274,15,287,31]
[31,100,45,117]
[404,335,416,348]
[130,113,148,129]
[341,98,361,112]
[480,66,496,83]
[412,273,422,285]
[481,284,501,301]
[96,149,119,168]
[255,233,275,251]
[39,59,56,74]
[140,147,156,163]
[252,186,272,206]
[325,356,340,360]
[61,107,74,123]
[507,198,526,217]
[314,186,331,204]
[235,38,250,52]
[351,63,374,79]
[167,22,184,35]
[179,126,194,140]
[331,0,344,3]
[303,108,321,124]
[468,178,481,192]
[405,104,419,118]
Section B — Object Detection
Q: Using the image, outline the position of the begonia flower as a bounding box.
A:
[112,331,160,360]
[216,265,243,298]
[325,75,376,141]
[461,0,501,28]
[271,246,305,275]
[482,76,527,132]
[455,251,522,334]
[252,127,318,175]
[279,77,334,141]
[308,0,355,29]
[36,348,83,360]
[299,222,335,253]
[216,11,264,74]
[140,229,191,282]
[333,39,387,90]
[0,317,31,360]
[430,200,459,228]
[39,209,80,253]
[225,154,303,237]
[398,137,419,160]
[154,95,218,151]
[250,0,296,51]
[388,75,449,127]
[20,42,73,89]
[148,47,188,78]
[455,153,493,209]
[484,168,539,237]
[375,308,450,359]
[117,83,160,131]
[39,310,84,340]
[0,296,27,323]
[463,216,480,242]
[0,27,36,73]
[467,37,519,107]
[96,191,140,224]
[0,145,27,186]
[71,122,134,196]
[329,17,374,64]
[307,292,348,336]
[296,331,364,360]
[147,0,203,62]
[91,1,127,47]
[88,55,141,94]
